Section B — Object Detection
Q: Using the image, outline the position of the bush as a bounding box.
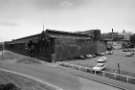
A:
[0,83,21,90]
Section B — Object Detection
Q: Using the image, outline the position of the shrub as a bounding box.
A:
[0,83,21,90]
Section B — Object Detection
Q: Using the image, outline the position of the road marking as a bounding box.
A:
[0,68,63,90]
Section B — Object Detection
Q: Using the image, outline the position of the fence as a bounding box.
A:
[58,62,135,85]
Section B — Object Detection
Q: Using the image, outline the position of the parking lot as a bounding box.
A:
[63,49,135,77]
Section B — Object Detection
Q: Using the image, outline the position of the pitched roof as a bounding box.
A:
[10,29,91,44]
[11,34,41,44]
[46,29,91,39]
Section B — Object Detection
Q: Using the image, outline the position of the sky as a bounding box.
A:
[0,0,135,41]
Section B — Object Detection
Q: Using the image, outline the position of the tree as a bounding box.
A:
[130,34,135,47]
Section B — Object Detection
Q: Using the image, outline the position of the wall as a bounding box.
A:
[96,41,106,54]
[54,38,97,61]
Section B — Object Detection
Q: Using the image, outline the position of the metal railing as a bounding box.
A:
[58,62,135,84]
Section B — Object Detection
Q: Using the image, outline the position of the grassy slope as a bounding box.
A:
[0,70,53,90]
[0,50,42,64]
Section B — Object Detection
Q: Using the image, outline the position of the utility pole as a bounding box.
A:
[110,28,114,54]
[112,28,114,46]
[2,42,4,58]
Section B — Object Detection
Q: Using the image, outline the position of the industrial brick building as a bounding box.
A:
[5,29,106,62]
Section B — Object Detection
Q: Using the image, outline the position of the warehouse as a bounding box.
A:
[5,29,106,62]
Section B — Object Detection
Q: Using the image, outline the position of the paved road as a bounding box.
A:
[0,61,121,90]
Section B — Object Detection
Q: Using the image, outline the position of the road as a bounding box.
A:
[0,60,121,90]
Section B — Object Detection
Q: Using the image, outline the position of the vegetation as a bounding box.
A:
[130,34,135,47]
[0,83,21,90]
[0,71,50,90]
[0,51,42,64]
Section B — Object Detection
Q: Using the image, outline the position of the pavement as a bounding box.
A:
[0,60,121,90]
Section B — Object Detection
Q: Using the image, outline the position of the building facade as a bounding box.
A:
[5,29,106,62]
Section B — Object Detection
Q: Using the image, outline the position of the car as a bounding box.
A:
[86,54,93,58]
[92,63,106,72]
[122,49,130,52]
[106,51,113,55]
[125,52,134,57]
[97,56,107,63]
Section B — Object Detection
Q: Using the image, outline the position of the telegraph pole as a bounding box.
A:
[111,28,114,54]
[112,28,114,46]
[2,42,4,58]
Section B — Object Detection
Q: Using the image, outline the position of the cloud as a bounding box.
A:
[31,0,89,10]
[0,21,19,26]
[60,1,73,8]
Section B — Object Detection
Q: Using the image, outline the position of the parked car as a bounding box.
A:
[97,56,107,63]
[125,52,134,57]
[92,56,107,72]
[92,63,106,72]
[122,48,130,52]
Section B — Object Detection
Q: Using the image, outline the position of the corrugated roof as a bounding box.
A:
[46,29,91,39]
[10,29,91,44]
[11,34,40,44]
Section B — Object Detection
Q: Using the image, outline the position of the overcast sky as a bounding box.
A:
[0,0,135,41]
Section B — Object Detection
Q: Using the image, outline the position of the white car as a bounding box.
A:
[125,52,134,57]
[97,56,107,63]
[92,63,106,72]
